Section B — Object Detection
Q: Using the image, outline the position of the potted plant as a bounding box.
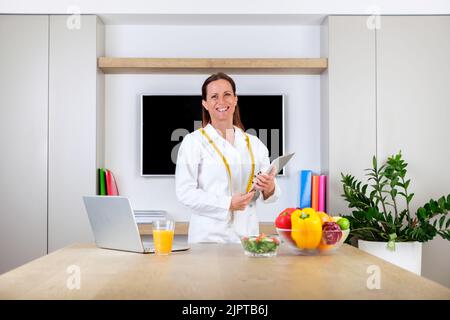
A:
[340,151,450,275]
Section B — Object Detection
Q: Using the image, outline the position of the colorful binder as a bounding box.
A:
[99,168,107,196]
[318,175,326,212]
[311,175,319,210]
[97,168,101,195]
[299,170,312,208]
[106,169,119,196]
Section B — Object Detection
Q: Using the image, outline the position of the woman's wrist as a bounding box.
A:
[262,185,275,200]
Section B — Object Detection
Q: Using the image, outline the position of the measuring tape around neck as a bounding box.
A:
[199,128,255,195]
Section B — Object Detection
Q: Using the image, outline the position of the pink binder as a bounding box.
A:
[105,169,119,196]
[318,175,326,212]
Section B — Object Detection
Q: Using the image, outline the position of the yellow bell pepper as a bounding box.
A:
[291,208,323,249]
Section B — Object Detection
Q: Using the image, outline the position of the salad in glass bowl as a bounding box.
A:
[240,233,280,257]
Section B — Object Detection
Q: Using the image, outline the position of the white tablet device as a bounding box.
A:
[249,152,295,200]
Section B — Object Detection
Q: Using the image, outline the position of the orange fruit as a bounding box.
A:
[317,236,336,251]
[317,211,333,225]
[317,241,334,251]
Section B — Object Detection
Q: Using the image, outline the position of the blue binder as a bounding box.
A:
[299,170,312,208]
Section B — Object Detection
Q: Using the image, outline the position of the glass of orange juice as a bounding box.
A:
[152,219,175,255]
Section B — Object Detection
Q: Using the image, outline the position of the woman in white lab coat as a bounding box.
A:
[175,72,281,243]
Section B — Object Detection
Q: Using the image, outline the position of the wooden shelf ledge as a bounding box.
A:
[98,57,328,74]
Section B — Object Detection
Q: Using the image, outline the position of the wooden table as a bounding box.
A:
[0,243,449,299]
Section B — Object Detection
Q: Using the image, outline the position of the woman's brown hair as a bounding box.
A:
[201,72,245,130]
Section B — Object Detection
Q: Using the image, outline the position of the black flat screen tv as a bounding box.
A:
[141,94,284,176]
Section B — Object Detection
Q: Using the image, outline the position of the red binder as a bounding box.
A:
[105,169,119,196]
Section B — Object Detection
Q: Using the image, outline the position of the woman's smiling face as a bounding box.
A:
[202,79,238,124]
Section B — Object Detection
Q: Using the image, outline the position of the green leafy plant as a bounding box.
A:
[340,151,450,248]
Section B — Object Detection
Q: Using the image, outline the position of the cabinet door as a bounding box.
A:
[377,16,450,286]
[48,15,100,252]
[0,15,48,274]
[323,16,377,216]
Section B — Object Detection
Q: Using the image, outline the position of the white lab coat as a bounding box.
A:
[175,123,281,243]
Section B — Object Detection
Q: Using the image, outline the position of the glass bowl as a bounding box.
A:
[240,234,281,257]
[276,227,350,255]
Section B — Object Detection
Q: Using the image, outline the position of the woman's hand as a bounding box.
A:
[230,191,255,211]
[254,167,276,200]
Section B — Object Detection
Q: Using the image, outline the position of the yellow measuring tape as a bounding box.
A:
[200,128,255,195]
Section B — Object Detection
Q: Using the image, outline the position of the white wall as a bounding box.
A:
[105,25,321,221]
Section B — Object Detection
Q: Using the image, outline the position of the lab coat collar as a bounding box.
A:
[203,123,221,141]
[234,125,246,140]
[204,123,246,143]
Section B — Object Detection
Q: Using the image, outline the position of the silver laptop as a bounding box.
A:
[83,196,190,254]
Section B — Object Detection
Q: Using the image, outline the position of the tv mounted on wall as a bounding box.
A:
[141,94,284,176]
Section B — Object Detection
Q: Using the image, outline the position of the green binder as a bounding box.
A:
[97,168,101,195]
[99,168,107,195]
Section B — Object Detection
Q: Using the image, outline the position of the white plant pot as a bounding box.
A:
[358,240,422,275]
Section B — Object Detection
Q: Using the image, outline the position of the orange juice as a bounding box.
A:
[153,229,174,255]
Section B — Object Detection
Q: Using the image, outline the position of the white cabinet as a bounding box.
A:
[48,15,104,252]
[323,16,450,287]
[0,15,104,273]
[376,16,450,287]
[48,15,105,252]
[321,16,377,216]
[0,15,49,274]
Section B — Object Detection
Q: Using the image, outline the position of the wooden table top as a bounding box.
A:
[0,243,449,300]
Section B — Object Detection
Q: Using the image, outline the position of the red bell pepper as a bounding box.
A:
[275,208,296,229]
